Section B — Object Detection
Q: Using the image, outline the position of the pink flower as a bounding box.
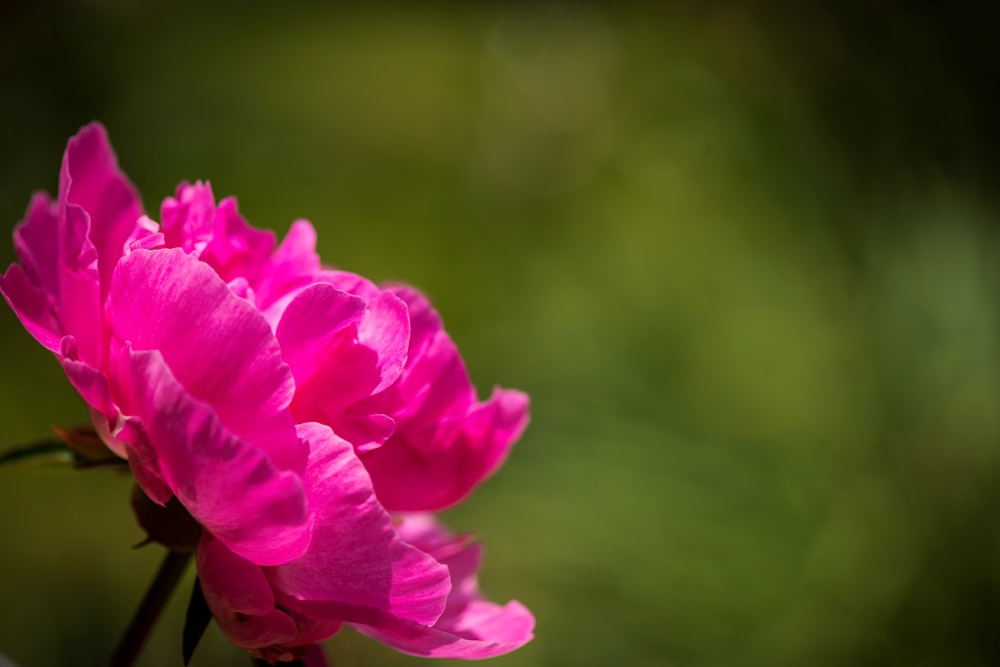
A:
[1,122,533,661]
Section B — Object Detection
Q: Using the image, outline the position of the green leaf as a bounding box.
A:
[183,578,212,666]
[0,440,75,468]
[52,425,120,464]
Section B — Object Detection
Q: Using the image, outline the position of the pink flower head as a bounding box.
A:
[1,122,533,661]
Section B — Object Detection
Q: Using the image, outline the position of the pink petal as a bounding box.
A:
[0,263,61,352]
[362,389,529,512]
[160,181,216,254]
[357,292,410,396]
[60,336,114,419]
[198,533,300,649]
[12,192,60,309]
[117,416,172,505]
[270,423,450,627]
[352,515,534,659]
[116,346,311,566]
[384,285,442,360]
[108,248,303,473]
[57,203,102,366]
[291,292,409,424]
[275,282,365,385]
[255,220,321,313]
[322,270,381,301]
[59,122,145,301]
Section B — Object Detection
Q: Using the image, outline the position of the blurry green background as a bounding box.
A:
[2,2,1000,665]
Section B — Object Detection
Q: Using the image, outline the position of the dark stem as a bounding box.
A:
[252,659,305,667]
[110,549,193,667]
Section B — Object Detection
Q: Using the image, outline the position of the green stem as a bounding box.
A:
[110,549,193,667]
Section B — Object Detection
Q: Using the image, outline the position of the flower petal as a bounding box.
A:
[198,533,300,649]
[0,263,61,352]
[255,220,321,315]
[352,515,534,659]
[291,292,409,426]
[12,192,60,309]
[59,122,144,301]
[271,423,450,627]
[117,345,311,566]
[362,388,530,511]
[275,282,365,386]
[108,248,303,473]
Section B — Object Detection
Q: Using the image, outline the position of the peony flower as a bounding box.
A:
[1,122,533,663]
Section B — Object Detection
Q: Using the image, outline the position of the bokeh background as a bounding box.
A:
[2,2,1000,665]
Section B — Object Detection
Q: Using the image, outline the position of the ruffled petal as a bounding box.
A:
[255,220,321,315]
[12,192,60,309]
[0,263,61,352]
[290,292,409,433]
[107,248,303,473]
[59,122,145,301]
[198,533,300,649]
[275,282,365,385]
[352,515,534,659]
[270,423,450,627]
[362,388,529,511]
[116,346,311,566]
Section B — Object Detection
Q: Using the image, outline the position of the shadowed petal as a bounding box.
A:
[117,346,311,566]
[0,263,61,352]
[198,533,300,648]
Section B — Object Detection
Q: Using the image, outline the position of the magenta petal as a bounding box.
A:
[275,283,365,384]
[108,248,303,473]
[59,122,144,300]
[322,270,381,301]
[363,389,529,512]
[270,423,450,626]
[198,533,299,649]
[0,263,61,352]
[352,515,534,659]
[118,346,311,566]
[12,192,60,307]
[116,417,172,506]
[358,292,410,395]
[60,339,114,419]
[354,600,535,659]
[161,181,216,254]
[304,291,410,413]
[206,197,275,283]
[333,414,395,453]
[58,203,102,366]
[384,285,442,359]
[255,220,321,313]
